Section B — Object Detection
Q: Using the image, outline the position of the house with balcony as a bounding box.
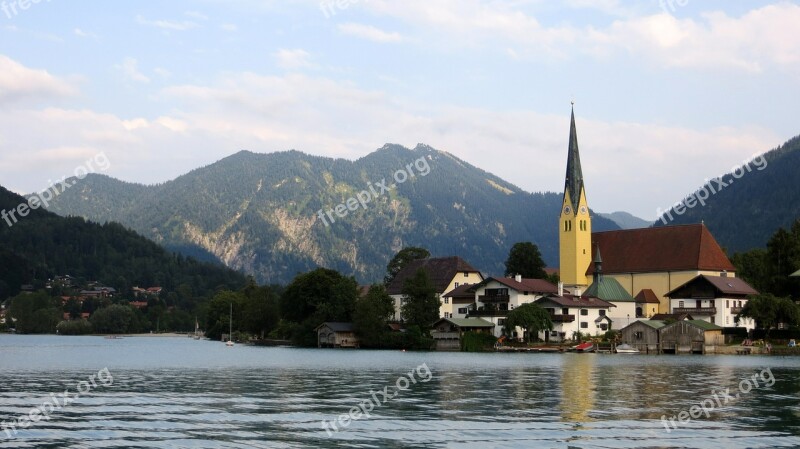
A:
[442,284,479,319]
[533,293,615,342]
[666,274,757,330]
[467,275,558,339]
[387,256,484,321]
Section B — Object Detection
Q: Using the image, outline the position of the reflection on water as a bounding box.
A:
[1,335,800,448]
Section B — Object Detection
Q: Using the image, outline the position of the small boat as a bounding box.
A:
[615,343,640,354]
[225,302,234,347]
[573,342,594,352]
[193,317,201,340]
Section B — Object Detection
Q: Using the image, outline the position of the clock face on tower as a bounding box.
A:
[563,206,572,215]
[580,206,587,215]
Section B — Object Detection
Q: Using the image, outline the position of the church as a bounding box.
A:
[558,106,756,328]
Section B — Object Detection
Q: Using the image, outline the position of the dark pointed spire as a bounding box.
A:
[593,246,603,283]
[564,104,585,210]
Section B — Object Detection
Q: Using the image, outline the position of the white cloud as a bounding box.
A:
[221,23,238,32]
[117,57,150,83]
[184,11,209,21]
[337,23,404,43]
[73,28,97,39]
[273,49,316,70]
[135,15,199,31]
[0,55,76,104]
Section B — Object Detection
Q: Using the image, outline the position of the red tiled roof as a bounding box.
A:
[386,256,481,295]
[665,275,758,297]
[634,289,661,304]
[477,277,559,295]
[587,224,735,275]
[535,294,615,309]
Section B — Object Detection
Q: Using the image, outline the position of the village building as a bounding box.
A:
[466,275,558,338]
[386,256,484,321]
[314,322,360,348]
[583,248,637,329]
[430,317,494,351]
[533,293,615,342]
[634,289,661,318]
[618,320,666,353]
[659,319,723,354]
[442,283,479,319]
[665,274,758,330]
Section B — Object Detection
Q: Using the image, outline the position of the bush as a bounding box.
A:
[461,332,498,352]
[56,320,93,335]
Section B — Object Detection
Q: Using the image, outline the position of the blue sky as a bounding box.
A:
[1,0,798,220]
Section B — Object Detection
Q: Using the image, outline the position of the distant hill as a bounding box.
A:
[656,134,800,254]
[0,185,246,301]
[42,144,619,284]
[598,211,651,230]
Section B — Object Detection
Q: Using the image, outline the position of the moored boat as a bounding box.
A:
[615,343,640,354]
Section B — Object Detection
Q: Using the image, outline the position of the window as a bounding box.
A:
[726,316,730,324]
[599,310,606,316]
[711,316,715,324]
[580,309,588,316]
[679,300,684,308]
[443,298,449,304]
[710,300,715,308]
[580,322,588,329]
[634,331,643,340]
[551,331,558,337]
[498,319,506,326]
[562,308,569,315]
[454,282,459,288]
[464,272,469,277]
[600,323,608,331]
[726,300,729,308]
[458,307,468,314]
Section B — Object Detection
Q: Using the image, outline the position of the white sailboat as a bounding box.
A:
[193,317,201,340]
[226,302,234,347]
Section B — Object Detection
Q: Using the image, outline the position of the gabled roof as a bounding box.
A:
[651,313,694,321]
[635,289,661,304]
[791,269,800,277]
[685,319,723,331]
[587,224,735,275]
[433,317,494,329]
[442,283,477,299]
[665,275,758,298]
[534,294,615,309]
[584,277,634,302]
[314,322,355,332]
[473,277,558,295]
[386,256,481,295]
[620,320,666,332]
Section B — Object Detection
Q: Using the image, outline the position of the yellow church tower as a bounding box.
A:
[559,104,592,291]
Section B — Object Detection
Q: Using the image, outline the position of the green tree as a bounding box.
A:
[241,281,280,338]
[400,268,439,330]
[90,304,137,334]
[205,290,246,341]
[353,284,395,347]
[736,294,800,336]
[281,268,358,346]
[385,247,430,285]
[8,291,60,334]
[504,242,548,279]
[505,303,553,343]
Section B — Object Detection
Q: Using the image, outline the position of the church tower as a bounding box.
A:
[559,105,592,291]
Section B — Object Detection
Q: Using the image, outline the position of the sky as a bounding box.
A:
[0,0,798,221]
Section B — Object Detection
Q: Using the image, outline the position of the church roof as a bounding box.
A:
[563,106,585,209]
[584,276,635,302]
[587,224,735,275]
[386,256,481,295]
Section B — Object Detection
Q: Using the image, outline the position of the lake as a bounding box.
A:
[1,335,799,448]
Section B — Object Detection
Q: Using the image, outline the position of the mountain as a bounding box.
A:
[0,185,246,301]
[42,144,619,284]
[655,134,800,254]
[598,211,651,230]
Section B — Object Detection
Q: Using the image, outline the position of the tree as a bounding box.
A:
[205,290,246,341]
[353,284,395,347]
[90,304,137,334]
[504,242,548,279]
[736,294,800,336]
[385,247,430,285]
[504,303,553,343]
[240,281,280,338]
[8,291,60,334]
[400,268,439,330]
[281,268,358,346]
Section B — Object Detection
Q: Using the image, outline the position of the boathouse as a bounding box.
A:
[315,322,360,348]
[659,319,723,354]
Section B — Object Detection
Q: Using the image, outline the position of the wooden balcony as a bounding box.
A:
[479,295,510,303]
[674,307,717,315]
[730,307,743,315]
[549,314,575,323]
[469,310,507,317]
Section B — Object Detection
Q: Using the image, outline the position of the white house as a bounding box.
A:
[466,275,558,339]
[386,256,484,321]
[666,274,758,330]
[534,293,615,343]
